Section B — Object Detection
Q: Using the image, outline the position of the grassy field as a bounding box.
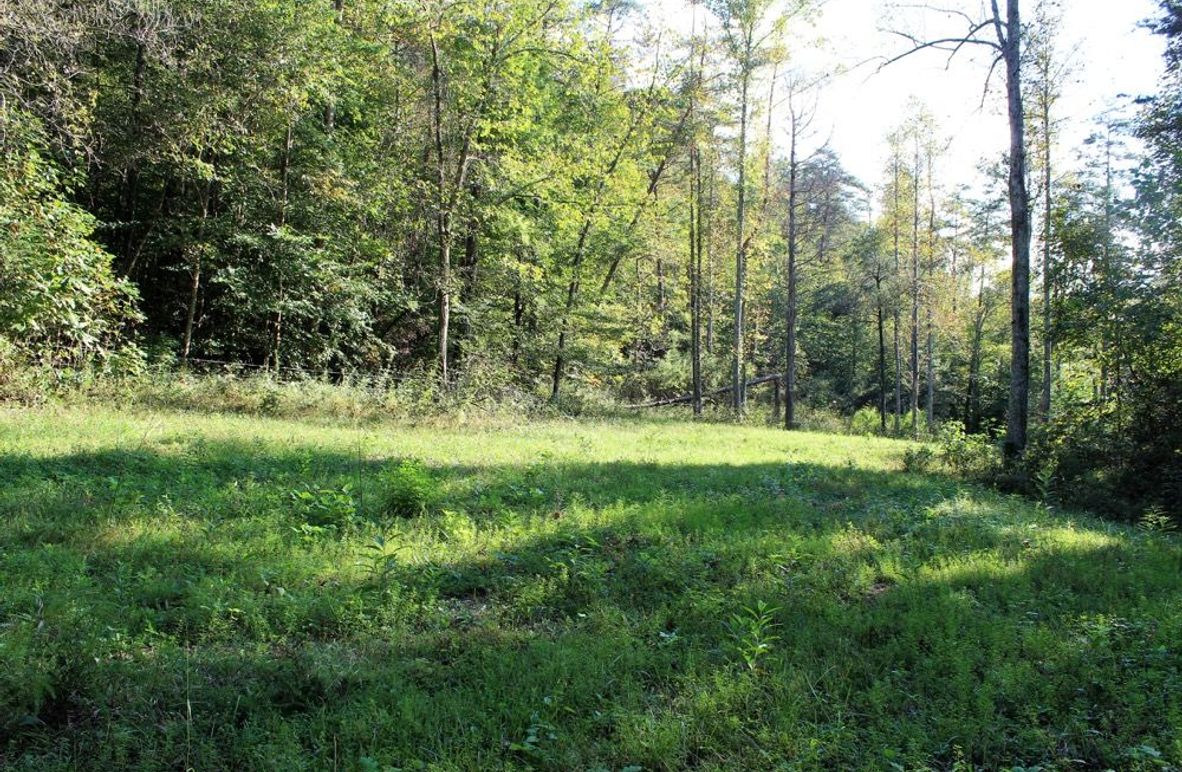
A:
[1,405,1180,770]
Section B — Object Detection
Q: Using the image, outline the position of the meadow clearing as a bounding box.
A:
[1,405,1180,769]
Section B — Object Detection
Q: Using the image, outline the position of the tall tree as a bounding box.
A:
[782,74,818,429]
[711,0,809,415]
[885,0,1034,458]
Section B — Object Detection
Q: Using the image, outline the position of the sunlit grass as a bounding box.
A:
[1,404,1180,769]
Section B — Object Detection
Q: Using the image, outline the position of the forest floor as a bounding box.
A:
[2,404,1181,769]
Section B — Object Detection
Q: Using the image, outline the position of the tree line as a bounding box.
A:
[1,0,1180,517]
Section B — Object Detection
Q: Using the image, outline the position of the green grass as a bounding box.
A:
[1,404,1181,770]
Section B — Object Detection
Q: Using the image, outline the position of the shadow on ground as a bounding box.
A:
[2,438,1181,769]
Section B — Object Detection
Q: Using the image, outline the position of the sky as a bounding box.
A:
[637,0,1166,207]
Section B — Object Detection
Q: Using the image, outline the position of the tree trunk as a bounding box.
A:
[691,145,704,417]
[1039,71,1053,421]
[910,137,921,438]
[784,116,799,430]
[1001,0,1032,459]
[892,156,903,433]
[925,155,936,429]
[430,34,452,385]
[551,220,592,400]
[180,181,212,367]
[270,123,293,373]
[732,64,750,415]
[877,292,887,431]
[968,267,989,433]
[512,275,524,366]
[706,157,716,355]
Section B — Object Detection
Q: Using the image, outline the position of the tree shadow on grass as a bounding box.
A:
[3,441,1182,768]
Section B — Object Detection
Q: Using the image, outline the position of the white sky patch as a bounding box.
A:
[637,0,1165,206]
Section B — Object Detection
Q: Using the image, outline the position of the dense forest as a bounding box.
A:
[2,0,1180,520]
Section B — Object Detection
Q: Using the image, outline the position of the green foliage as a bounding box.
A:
[902,445,936,474]
[727,600,780,671]
[849,406,884,436]
[380,460,437,519]
[357,534,404,591]
[0,111,140,366]
[289,483,357,529]
[936,421,1002,480]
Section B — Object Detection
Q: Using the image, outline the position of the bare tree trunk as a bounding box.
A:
[691,145,704,417]
[270,122,293,372]
[925,154,937,429]
[925,309,935,428]
[551,220,592,400]
[1040,110,1052,420]
[430,34,452,385]
[968,265,989,433]
[732,64,750,415]
[877,293,887,431]
[271,278,284,372]
[1000,0,1032,459]
[1038,71,1053,421]
[910,137,921,438]
[656,258,667,321]
[784,114,799,430]
[180,180,212,367]
[706,157,716,355]
[511,275,524,366]
[892,155,903,433]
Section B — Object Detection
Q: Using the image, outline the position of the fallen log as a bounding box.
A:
[627,373,784,408]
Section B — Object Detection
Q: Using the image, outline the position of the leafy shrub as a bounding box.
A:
[902,446,936,474]
[0,113,141,367]
[849,406,884,436]
[727,601,780,671]
[381,459,437,519]
[289,483,357,528]
[936,421,1001,480]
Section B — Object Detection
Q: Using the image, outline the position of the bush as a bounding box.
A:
[849,406,884,436]
[902,446,936,473]
[936,421,1002,480]
[381,459,438,519]
[0,112,141,367]
[1020,395,1181,522]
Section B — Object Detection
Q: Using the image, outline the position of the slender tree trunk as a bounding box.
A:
[656,258,667,321]
[551,220,593,400]
[925,309,935,428]
[925,155,936,429]
[892,156,903,433]
[1001,0,1032,459]
[784,117,799,430]
[180,180,212,367]
[705,156,716,355]
[910,137,921,438]
[877,289,887,431]
[271,277,284,372]
[1039,76,1053,421]
[732,63,750,415]
[512,274,524,366]
[691,145,704,417]
[119,40,147,273]
[270,122,293,372]
[430,34,452,384]
[968,265,989,433]
[181,253,201,365]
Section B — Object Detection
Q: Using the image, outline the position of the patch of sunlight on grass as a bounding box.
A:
[920,558,1030,584]
[3,404,1181,769]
